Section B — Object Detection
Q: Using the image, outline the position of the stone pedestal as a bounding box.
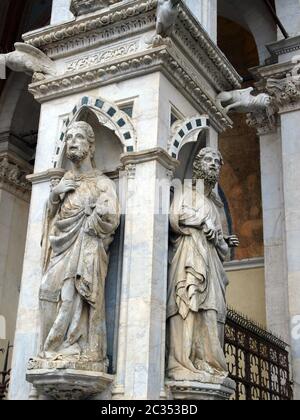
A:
[26,368,113,400]
[166,378,236,401]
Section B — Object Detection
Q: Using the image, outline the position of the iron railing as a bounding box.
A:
[225,309,293,400]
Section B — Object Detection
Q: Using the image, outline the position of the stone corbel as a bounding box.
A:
[0,153,32,201]
[246,108,278,136]
[215,86,279,135]
[216,87,272,115]
[266,75,300,114]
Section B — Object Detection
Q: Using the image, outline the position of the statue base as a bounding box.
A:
[166,378,236,401]
[26,367,114,400]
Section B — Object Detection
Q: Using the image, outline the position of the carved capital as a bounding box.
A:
[246,108,278,136]
[267,75,300,113]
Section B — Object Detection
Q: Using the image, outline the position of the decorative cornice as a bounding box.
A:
[23,0,157,49]
[175,4,241,90]
[22,0,240,92]
[0,153,32,201]
[120,147,179,171]
[27,168,66,185]
[28,47,232,132]
[267,35,300,59]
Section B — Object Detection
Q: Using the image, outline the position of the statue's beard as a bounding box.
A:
[193,166,220,188]
[66,148,89,163]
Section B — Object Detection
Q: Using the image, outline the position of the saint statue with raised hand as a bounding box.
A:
[167,147,239,382]
[39,121,120,370]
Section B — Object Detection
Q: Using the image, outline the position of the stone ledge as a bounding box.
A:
[166,378,236,401]
[120,147,180,171]
[26,368,114,400]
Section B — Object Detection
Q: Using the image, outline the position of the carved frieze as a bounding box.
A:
[70,0,123,17]
[65,40,140,72]
[23,0,240,92]
[28,47,232,132]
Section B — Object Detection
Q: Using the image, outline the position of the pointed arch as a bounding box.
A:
[52,95,137,168]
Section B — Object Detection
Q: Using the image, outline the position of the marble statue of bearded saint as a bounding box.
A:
[39,121,120,369]
[167,147,239,381]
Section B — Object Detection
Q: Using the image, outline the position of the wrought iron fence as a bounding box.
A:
[0,340,11,400]
[225,309,293,400]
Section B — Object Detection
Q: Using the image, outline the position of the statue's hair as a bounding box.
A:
[66,121,96,162]
[194,147,224,166]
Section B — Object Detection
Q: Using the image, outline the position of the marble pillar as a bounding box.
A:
[258,127,290,342]
[51,0,73,25]
[251,48,300,398]
[280,108,300,400]
[0,154,31,355]
[275,0,300,39]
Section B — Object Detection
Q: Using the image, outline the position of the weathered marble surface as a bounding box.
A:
[216,87,271,114]
[166,148,238,389]
[166,377,236,400]
[25,121,120,400]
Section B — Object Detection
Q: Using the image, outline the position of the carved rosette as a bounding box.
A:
[70,0,122,16]
[0,155,31,199]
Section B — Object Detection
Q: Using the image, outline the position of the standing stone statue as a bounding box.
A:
[167,147,239,382]
[38,121,120,371]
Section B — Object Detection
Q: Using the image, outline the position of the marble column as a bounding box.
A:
[51,0,73,25]
[280,106,300,400]
[0,154,31,352]
[247,118,290,343]
[113,149,178,400]
[275,0,300,39]
[184,0,217,42]
[250,105,300,400]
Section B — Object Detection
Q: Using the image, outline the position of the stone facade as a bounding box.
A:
[0,0,299,401]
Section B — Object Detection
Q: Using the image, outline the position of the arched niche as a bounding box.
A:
[168,115,233,253]
[51,95,136,373]
[53,95,137,173]
[168,115,212,181]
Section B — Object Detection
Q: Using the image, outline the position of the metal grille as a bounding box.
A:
[0,340,11,400]
[225,309,293,400]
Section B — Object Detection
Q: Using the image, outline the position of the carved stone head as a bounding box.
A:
[193,147,224,187]
[65,121,96,164]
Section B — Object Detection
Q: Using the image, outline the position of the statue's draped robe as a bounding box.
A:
[40,170,120,365]
[167,186,228,380]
